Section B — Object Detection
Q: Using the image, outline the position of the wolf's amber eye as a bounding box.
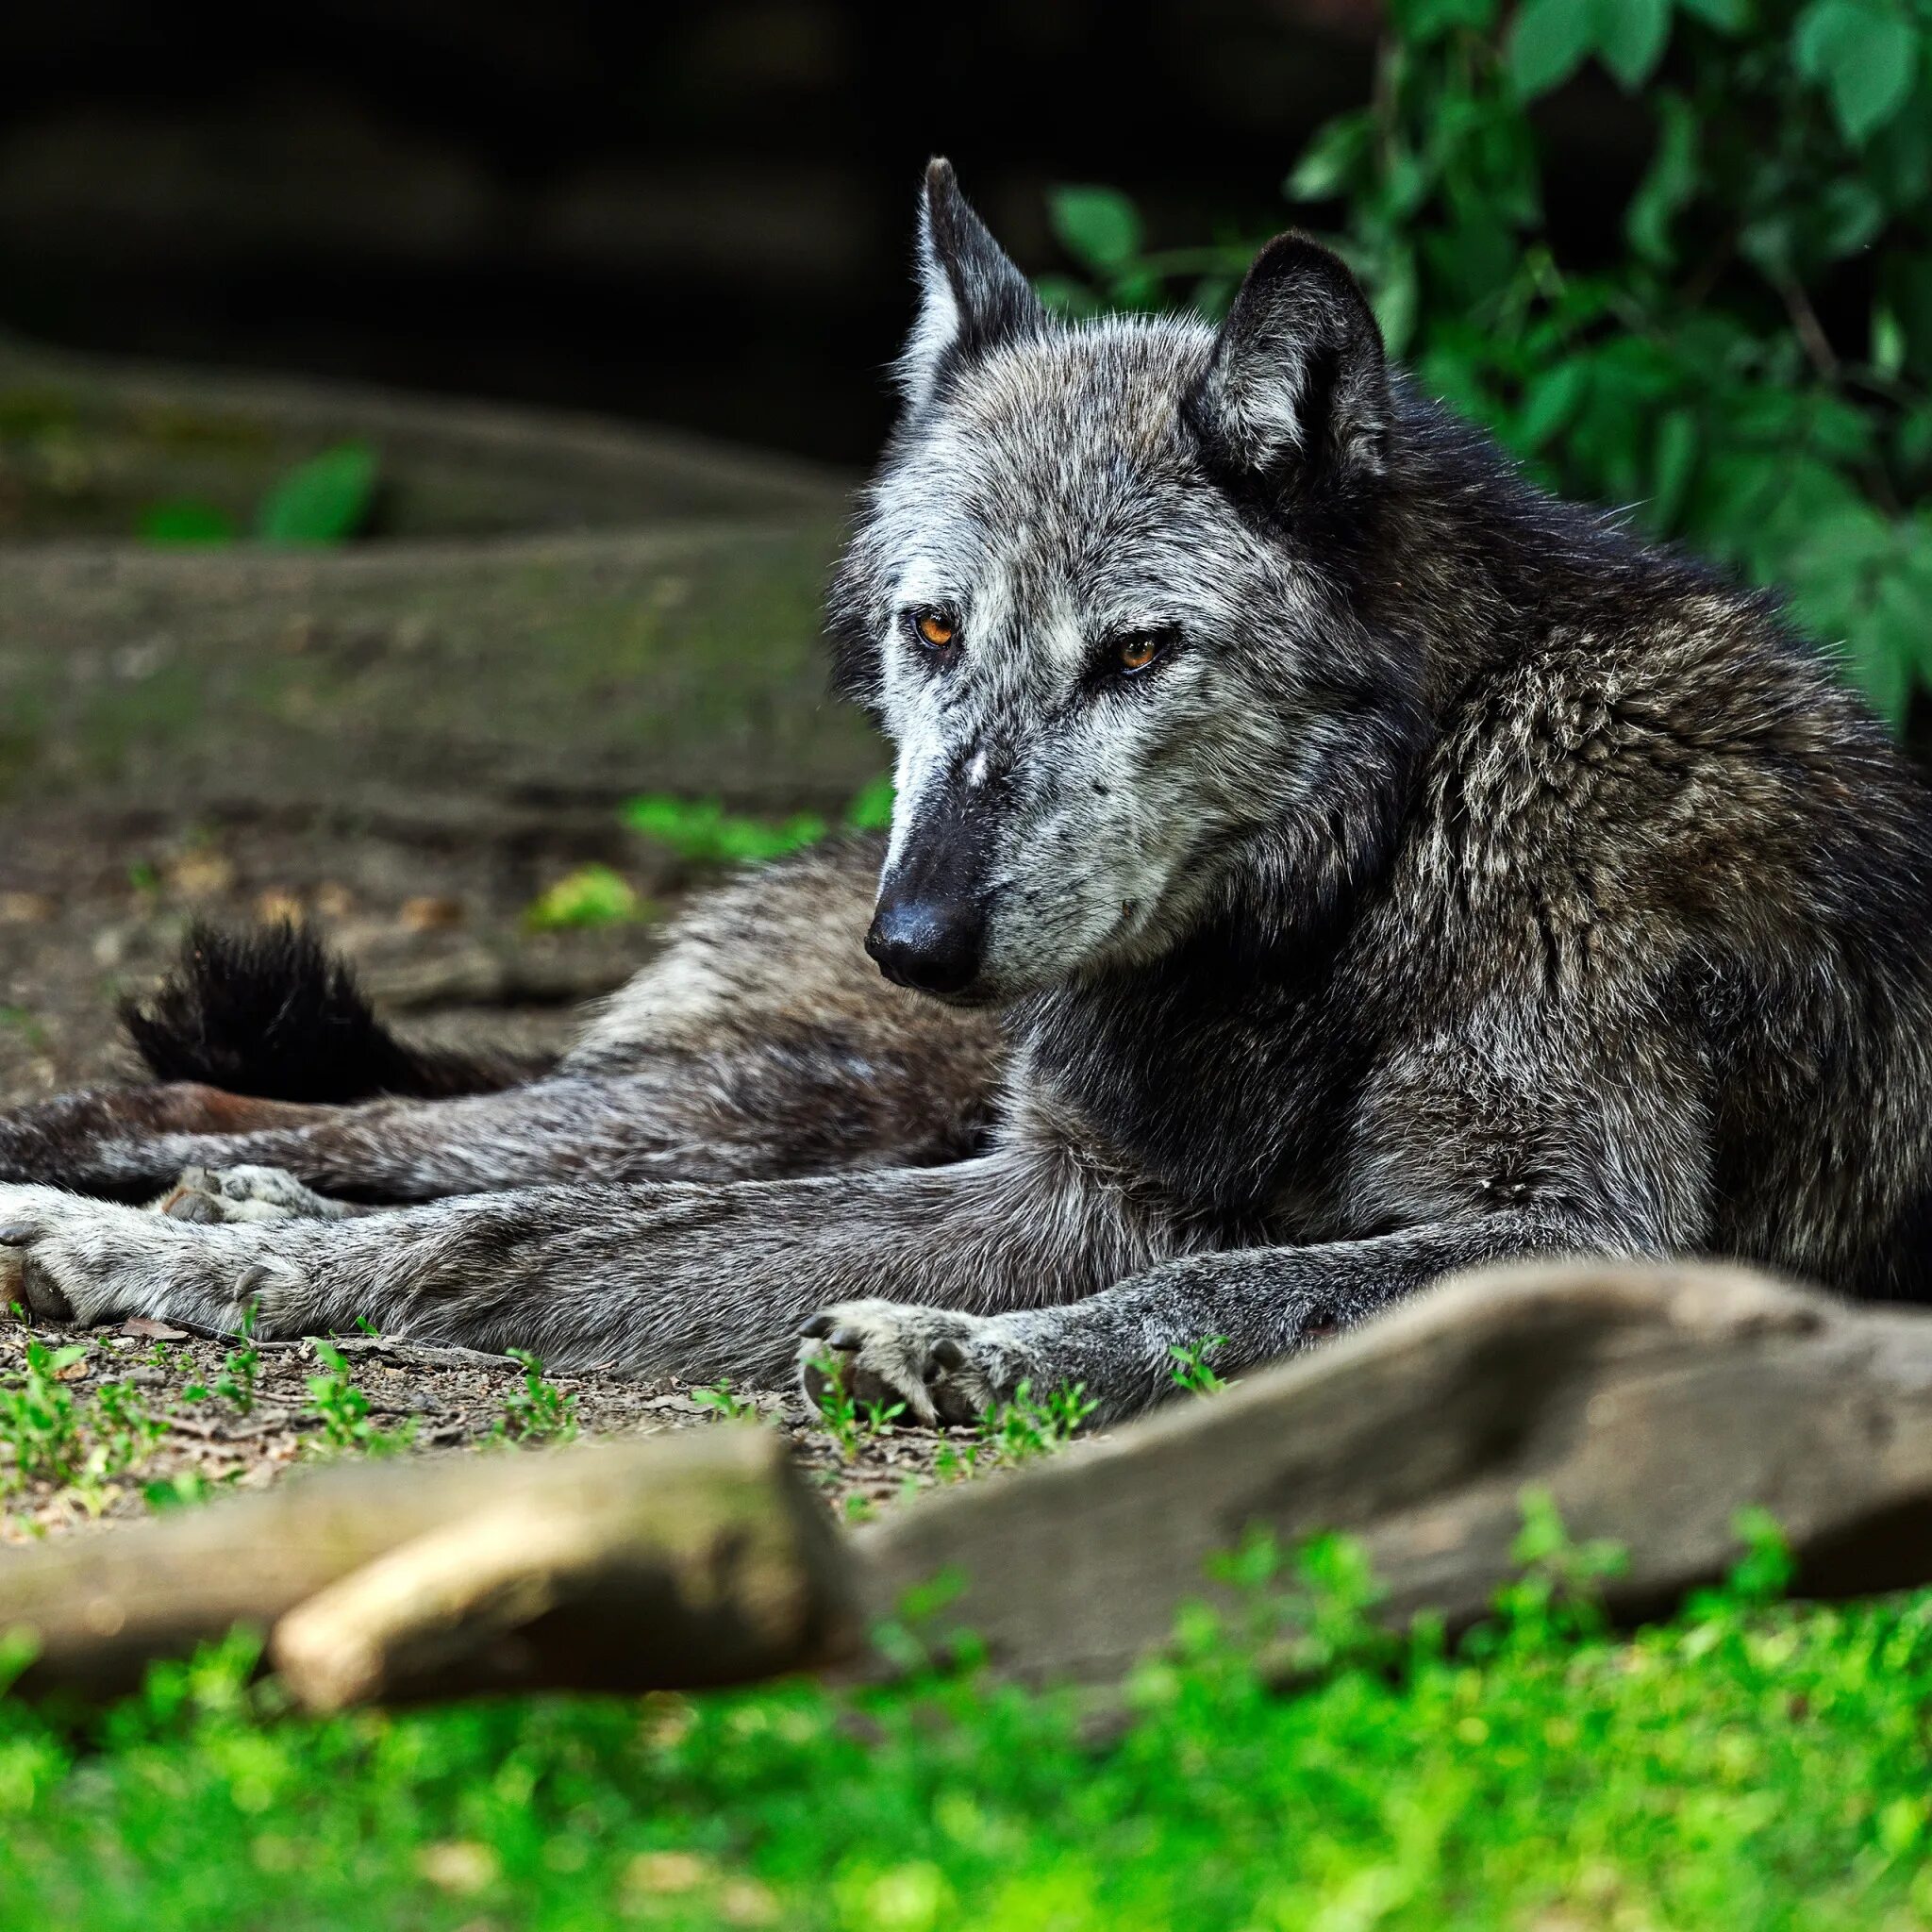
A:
[914,612,956,650]
[1116,634,1162,674]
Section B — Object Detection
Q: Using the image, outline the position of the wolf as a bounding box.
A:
[1,158,1929,1426]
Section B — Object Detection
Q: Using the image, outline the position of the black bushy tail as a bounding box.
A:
[122,923,552,1105]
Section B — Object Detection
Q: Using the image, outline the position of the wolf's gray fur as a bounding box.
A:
[4,158,1931,1426]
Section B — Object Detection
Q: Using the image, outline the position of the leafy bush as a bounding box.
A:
[1047,0,1932,725]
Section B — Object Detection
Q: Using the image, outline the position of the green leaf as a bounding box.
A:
[1842,591,1914,728]
[255,441,378,546]
[139,500,237,546]
[523,864,641,933]
[1793,0,1918,144]
[1048,187,1144,274]
[1516,361,1591,451]
[1625,92,1700,263]
[1391,0,1499,39]
[1649,409,1701,531]
[1677,0,1748,28]
[1594,0,1673,89]
[1811,176,1885,258]
[844,774,896,832]
[1369,248,1421,358]
[1880,255,1932,381]
[1032,275,1101,318]
[1509,0,1598,94]
[1285,115,1374,201]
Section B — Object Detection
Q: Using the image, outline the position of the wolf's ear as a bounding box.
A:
[1186,235,1391,491]
[897,158,1046,413]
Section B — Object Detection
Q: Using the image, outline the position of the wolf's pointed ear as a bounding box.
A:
[897,158,1046,413]
[1186,235,1391,491]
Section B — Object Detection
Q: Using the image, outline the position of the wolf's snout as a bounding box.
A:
[866,892,985,997]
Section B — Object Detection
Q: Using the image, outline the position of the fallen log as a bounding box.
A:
[855,1261,1932,1681]
[7,1262,1932,1707]
[0,1429,858,1702]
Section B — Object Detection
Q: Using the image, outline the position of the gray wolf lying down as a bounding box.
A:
[4,160,1931,1426]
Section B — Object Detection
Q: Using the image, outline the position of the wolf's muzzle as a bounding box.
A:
[865,892,986,998]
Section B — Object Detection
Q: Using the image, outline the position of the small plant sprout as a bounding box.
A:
[803,1351,905,1457]
[690,1377,758,1424]
[0,1338,91,1491]
[493,1351,578,1445]
[1169,1335,1227,1397]
[0,1335,168,1512]
[523,863,644,933]
[213,1302,262,1416]
[935,1379,1097,1481]
[305,1342,415,1458]
[143,1471,220,1513]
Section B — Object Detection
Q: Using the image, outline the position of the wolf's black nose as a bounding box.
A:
[866,897,984,997]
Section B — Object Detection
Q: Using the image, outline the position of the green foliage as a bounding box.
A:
[491,1351,578,1446]
[142,1471,222,1513]
[1168,1334,1227,1396]
[843,771,898,832]
[521,862,645,933]
[690,1376,760,1424]
[5,1520,1932,1927]
[0,1338,90,1491]
[1046,0,1932,726]
[0,1337,167,1513]
[210,1311,261,1419]
[622,793,830,865]
[934,1378,1098,1480]
[255,441,379,547]
[618,774,897,870]
[804,1350,905,1457]
[142,441,381,550]
[136,500,236,545]
[303,1343,415,1459]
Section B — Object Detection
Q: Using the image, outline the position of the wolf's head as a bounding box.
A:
[831,160,1430,1007]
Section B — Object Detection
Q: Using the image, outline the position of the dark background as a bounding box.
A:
[0,0,1655,465]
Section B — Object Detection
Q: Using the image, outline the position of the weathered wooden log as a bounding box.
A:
[272,1434,857,1708]
[0,329,849,540]
[856,1262,1932,1681]
[0,1429,858,1701]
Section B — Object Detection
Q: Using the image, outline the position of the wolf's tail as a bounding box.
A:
[122,923,553,1105]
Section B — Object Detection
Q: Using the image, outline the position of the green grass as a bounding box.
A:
[3,1524,1928,1930]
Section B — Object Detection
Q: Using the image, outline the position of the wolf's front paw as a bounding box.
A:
[796,1299,1025,1427]
[0,1183,273,1332]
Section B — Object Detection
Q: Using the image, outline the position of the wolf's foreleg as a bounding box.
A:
[800,1210,1659,1425]
[0,1147,1178,1397]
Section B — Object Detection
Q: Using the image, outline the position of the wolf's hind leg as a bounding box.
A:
[0,837,1005,1202]
[150,1165,377,1224]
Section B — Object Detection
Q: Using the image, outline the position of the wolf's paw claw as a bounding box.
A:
[796,1298,1015,1428]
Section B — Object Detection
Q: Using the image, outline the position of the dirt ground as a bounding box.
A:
[0,804,957,1541]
